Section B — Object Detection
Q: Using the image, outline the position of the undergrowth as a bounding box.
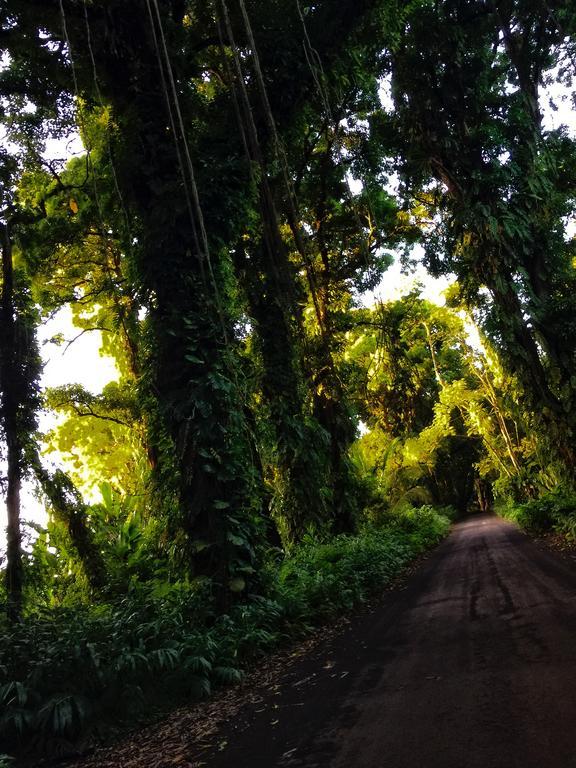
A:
[0,505,450,762]
[498,488,576,538]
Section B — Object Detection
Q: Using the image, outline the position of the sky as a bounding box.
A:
[39,306,119,396]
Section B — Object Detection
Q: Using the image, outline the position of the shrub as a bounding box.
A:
[0,506,450,762]
[275,505,450,622]
[498,488,576,537]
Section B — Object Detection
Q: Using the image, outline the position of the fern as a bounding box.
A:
[0,507,449,760]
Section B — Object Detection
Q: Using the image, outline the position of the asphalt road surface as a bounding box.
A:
[209,513,576,768]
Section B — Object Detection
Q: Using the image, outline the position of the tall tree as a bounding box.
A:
[0,198,42,620]
[0,0,391,555]
[387,0,576,469]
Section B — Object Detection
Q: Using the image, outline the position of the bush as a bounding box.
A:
[0,506,450,761]
[0,586,231,758]
[498,488,576,537]
[275,505,450,622]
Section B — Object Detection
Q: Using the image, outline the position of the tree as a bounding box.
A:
[387,0,576,469]
[0,190,42,620]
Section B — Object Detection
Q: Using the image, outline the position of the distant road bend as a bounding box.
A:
[210,514,576,768]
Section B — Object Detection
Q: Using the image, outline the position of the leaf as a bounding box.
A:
[69,198,79,214]
[0,681,28,707]
[185,656,212,674]
[213,666,243,684]
[191,539,213,553]
[228,576,246,592]
[99,482,114,511]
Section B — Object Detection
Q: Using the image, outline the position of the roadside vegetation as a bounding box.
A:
[498,490,576,540]
[1,0,575,764]
[0,505,451,759]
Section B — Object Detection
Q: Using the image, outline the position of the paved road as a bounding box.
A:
[210,514,576,768]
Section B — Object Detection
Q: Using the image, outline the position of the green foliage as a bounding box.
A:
[347,297,485,514]
[0,507,449,759]
[499,488,576,538]
[0,586,218,757]
[391,0,576,466]
[43,383,146,498]
[276,505,450,622]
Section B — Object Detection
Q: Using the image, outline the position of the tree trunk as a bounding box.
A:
[5,440,23,621]
[1,223,24,621]
[31,458,108,593]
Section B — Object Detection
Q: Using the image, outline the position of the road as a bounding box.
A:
[208,513,576,768]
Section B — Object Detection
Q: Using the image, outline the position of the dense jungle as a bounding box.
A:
[0,0,575,764]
